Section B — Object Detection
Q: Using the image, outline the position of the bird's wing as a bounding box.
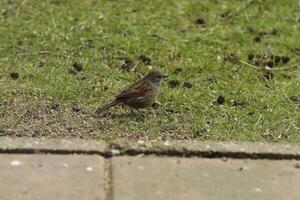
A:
[116,79,152,100]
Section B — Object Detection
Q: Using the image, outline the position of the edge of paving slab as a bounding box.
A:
[0,137,299,159]
[0,137,107,155]
[109,139,300,159]
[110,140,300,159]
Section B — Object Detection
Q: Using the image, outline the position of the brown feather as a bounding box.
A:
[116,79,151,100]
[95,100,120,114]
[96,71,165,114]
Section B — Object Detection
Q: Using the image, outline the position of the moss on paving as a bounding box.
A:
[0,0,299,142]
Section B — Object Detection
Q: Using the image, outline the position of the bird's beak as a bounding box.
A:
[162,74,168,78]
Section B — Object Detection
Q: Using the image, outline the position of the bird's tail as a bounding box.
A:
[95,100,119,114]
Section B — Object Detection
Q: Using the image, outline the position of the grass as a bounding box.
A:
[0,0,299,142]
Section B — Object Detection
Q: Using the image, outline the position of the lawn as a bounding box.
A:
[0,0,299,142]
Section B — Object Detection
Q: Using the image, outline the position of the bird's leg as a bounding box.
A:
[129,108,145,121]
[128,108,136,116]
[136,109,146,121]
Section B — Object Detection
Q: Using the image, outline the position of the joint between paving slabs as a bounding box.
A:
[104,158,114,200]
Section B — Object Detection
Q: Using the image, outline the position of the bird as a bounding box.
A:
[96,70,167,114]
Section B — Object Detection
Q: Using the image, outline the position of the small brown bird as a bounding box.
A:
[96,71,167,114]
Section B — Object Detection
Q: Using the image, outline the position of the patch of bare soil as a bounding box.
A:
[0,95,192,141]
[0,96,106,139]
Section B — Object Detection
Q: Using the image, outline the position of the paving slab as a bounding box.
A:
[0,154,106,200]
[111,139,300,159]
[0,137,107,154]
[1,137,299,159]
[112,156,300,200]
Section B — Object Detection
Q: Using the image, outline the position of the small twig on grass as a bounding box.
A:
[113,56,130,60]
[149,33,169,42]
[17,50,52,56]
[131,61,140,72]
[239,60,299,71]
[17,51,70,58]
[254,114,262,127]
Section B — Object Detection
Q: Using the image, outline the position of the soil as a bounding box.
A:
[9,72,19,80]
[120,58,135,72]
[0,97,103,139]
[195,18,205,27]
[173,68,183,74]
[73,62,83,72]
[216,96,225,105]
[253,36,262,42]
[247,53,290,68]
[220,10,234,19]
[168,80,180,88]
[224,52,239,63]
[138,55,151,65]
[0,95,192,141]
[183,82,192,89]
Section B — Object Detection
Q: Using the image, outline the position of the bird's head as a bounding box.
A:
[144,71,167,86]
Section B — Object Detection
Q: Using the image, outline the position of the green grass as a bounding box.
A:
[0,0,299,142]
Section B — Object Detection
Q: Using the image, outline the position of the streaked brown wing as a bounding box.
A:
[116,79,151,100]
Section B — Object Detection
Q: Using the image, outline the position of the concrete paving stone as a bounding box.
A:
[0,154,106,200]
[1,137,299,159]
[111,139,300,158]
[112,156,300,200]
[0,137,107,153]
